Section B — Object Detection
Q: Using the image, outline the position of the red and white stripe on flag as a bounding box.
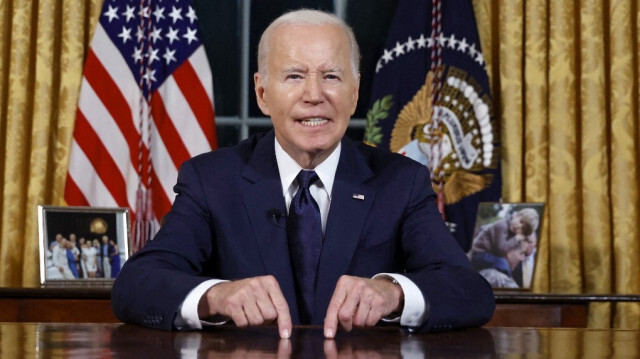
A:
[64,0,217,251]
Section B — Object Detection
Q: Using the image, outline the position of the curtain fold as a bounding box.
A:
[1,0,37,287]
[0,0,101,287]
[609,0,640,329]
[473,0,640,329]
[609,0,639,292]
[522,0,550,293]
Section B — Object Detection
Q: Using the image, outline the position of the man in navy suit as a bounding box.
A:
[111,9,494,338]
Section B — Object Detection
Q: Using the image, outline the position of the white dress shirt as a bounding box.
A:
[174,138,427,330]
[522,249,536,288]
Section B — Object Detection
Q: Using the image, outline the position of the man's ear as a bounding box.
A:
[254,72,270,116]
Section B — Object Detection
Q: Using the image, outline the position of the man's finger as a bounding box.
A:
[229,309,250,327]
[352,299,371,327]
[336,286,361,331]
[243,299,266,326]
[324,278,349,338]
[266,280,292,338]
[254,281,281,323]
[364,305,385,326]
[255,297,278,323]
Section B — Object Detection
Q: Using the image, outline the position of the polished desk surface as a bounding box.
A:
[0,323,638,358]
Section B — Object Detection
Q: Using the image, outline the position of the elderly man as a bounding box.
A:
[112,9,494,338]
[51,235,75,280]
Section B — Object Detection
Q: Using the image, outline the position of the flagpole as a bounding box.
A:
[239,0,251,141]
[333,0,347,20]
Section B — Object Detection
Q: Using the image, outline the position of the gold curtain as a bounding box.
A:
[0,0,103,287]
[474,0,640,329]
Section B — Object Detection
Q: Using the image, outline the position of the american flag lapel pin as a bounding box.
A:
[352,194,365,200]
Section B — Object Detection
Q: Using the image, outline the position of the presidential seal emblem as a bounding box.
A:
[391,67,498,205]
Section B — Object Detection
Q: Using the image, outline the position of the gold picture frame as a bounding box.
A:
[38,205,130,288]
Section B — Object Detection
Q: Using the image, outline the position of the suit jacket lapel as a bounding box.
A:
[241,131,300,322]
[313,138,375,322]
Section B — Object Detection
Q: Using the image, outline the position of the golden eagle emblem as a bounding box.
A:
[390,67,498,204]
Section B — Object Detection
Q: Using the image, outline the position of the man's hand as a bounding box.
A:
[198,275,292,338]
[323,275,404,338]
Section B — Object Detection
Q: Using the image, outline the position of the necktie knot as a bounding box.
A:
[296,170,319,190]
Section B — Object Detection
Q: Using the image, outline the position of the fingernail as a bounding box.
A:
[281,329,290,339]
[325,329,333,338]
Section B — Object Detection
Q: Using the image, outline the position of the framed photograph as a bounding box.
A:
[468,202,545,290]
[38,205,130,288]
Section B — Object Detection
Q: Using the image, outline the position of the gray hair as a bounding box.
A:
[513,208,540,236]
[257,9,360,81]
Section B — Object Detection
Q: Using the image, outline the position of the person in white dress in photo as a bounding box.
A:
[82,241,98,278]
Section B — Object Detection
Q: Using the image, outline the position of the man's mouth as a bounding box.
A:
[299,117,329,127]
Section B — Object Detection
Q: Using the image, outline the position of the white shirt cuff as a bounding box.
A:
[373,273,428,328]
[173,279,228,330]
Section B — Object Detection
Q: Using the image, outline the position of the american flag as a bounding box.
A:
[65,0,217,251]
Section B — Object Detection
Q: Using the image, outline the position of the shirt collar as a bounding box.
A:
[274,137,340,199]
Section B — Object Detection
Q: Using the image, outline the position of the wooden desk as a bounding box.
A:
[0,287,117,323]
[0,322,638,357]
[489,293,640,328]
[1,288,639,327]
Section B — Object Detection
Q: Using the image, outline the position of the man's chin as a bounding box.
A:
[303,136,342,151]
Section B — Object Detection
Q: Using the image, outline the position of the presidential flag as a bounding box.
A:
[365,0,501,251]
[65,0,217,251]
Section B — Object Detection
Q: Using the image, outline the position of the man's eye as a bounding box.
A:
[325,74,340,80]
[286,74,302,80]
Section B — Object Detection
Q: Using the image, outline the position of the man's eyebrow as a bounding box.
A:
[322,66,345,73]
[282,66,306,73]
[280,66,345,75]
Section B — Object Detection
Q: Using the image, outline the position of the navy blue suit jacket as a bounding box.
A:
[112,131,494,332]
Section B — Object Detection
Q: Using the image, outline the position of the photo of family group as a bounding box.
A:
[468,202,545,290]
[38,206,130,287]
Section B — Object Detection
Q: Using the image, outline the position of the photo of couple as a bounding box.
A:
[469,203,544,289]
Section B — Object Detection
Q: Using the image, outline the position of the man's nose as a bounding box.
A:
[303,75,324,104]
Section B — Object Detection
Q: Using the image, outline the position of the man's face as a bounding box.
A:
[506,247,526,270]
[255,23,359,165]
[509,216,524,235]
[524,235,538,256]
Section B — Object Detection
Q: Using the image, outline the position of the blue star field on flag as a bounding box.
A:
[100,0,203,98]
